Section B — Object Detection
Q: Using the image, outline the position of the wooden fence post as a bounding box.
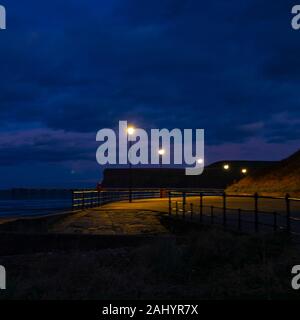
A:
[254,192,259,233]
[176,201,178,217]
[286,193,291,233]
[211,206,214,224]
[223,192,227,227]
[190,203,193,220]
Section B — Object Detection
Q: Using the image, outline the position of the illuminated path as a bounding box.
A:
[51,199,170,235]
[51,197,300,235]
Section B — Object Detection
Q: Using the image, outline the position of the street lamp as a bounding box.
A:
[223,164,230,170]
[127,127,135,136]
[158,149,165,198]
[158,149,165,168]
[158,148,165,156]
[127,126,135,203]
[241,168,248,175]
[197,158,204,165]
[158,149,165,155]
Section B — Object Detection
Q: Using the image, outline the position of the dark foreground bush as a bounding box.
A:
[0,228,299,300]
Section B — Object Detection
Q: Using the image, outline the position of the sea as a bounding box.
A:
[0,190,72,218]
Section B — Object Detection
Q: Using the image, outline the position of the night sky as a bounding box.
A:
[0,0,299,188]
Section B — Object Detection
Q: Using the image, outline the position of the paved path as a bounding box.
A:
[51,197,300,235]
[51,204,169,235]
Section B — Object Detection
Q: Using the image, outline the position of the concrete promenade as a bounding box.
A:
[51,196,300,235]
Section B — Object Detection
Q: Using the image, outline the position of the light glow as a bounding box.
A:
[127,126,135,135]
[197,158,204,164]
[158,149,165,155]
[223,164,230,170]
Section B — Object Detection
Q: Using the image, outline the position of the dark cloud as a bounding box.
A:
[0,0,299,186]
[0,129,95,165]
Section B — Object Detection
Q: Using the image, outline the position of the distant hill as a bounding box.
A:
[101,161,276,189]
[226,150,300,197]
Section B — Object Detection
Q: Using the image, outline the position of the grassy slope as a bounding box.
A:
[227,150,300,197]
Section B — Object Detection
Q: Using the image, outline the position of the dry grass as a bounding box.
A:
[227,150,300,197]
[0,228,299,300]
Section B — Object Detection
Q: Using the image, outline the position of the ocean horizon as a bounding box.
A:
[0,194,72,218]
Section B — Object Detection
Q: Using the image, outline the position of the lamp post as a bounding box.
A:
[127,126,135,203]
[197,158,204,189]
[158,149,165,198]
[158,149,165,168]
[223,164,230,171]
[241,168,248,175]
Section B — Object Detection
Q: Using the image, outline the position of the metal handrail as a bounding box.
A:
[168,191,300,235]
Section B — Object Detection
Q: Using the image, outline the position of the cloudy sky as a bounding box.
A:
[0,0,299,188]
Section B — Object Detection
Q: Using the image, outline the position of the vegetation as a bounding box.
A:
[0,228,299,300]
[227,149,300,197]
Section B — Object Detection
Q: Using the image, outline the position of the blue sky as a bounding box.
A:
[0,0,299,188]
